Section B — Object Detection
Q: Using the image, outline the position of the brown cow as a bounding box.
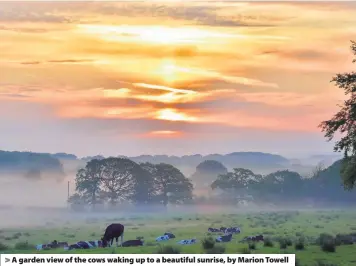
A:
[101,223,125,247]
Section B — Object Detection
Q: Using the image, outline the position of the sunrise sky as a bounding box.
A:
[0,1,355,157]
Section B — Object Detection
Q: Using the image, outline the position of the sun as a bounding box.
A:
[157,59,177,84]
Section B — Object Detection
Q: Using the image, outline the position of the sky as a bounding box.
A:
[0,1,355,158]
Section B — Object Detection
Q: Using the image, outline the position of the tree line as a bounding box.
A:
[209,160,356,205]
[69,157,356,210]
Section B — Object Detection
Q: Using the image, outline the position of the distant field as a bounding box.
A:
[1,210,356,266]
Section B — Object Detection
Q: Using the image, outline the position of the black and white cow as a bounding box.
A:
[156,235,170,242]
[177,238,197,245]
[240,235,264,242]
[216,234,233,243]
[36,240,68,251]
[208,228,220,233]
[65,240,103,250]
[164,232,176,239]
[224,227,241,234]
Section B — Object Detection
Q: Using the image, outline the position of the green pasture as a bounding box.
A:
[1,210,356,266]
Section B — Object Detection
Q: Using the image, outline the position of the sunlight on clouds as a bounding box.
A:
[1,1,355,139]
[140,130,183,138]
[155,108,198,122]
[75,24,240,45]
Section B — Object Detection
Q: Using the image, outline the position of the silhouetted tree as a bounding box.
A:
[100,157,152,206]
[211,168,262,202]
[72,159,104,208]
[140,162,193,206]
[319,41,356,189]
[258,170,304,201]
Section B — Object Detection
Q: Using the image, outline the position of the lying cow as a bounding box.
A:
[65,240,103,250]
[240,234,264,242]
[122,239,144,247]
[216,234,233,243]
[36,240,68,251]
[177,238,197,245]
[164,232,176,239]
[208,228,221,233]
[225,227,241,234]
[156,235,170,242]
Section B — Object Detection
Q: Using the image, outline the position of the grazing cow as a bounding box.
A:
[65,241,103,250]
[225,227,241,234]
[164,232,176,239]
[156,235,170,242]
[177,238,197,245]
[208,228,220,233]
[216,234,233,243]
[101,223,125,247]
[122,239,144,247]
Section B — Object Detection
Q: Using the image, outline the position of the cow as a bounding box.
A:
[225,227,241,234]
[156,235,170,242]
[101,223,125,247]
[164,232,176,239]
[65,240,103,250]
[240,235,264,242]
[177,238,197,245]
[216,234,233,243]
[36,240,68,251]
[220,227,227,232]
[122,239,144,247]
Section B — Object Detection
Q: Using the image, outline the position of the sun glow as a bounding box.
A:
[155,108,197,122]
[76,24,237,44]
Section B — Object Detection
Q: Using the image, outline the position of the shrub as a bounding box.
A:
[295,239,305,250]
[156,245,181,254]
[285,238,293,246]
[0,242,8,251]
[279,239,287,249]
[201,237,215,250]
[248,242,256,250]
[321,241,336,253]
[205,245,225,254]
[264,238,274,247]
[14,241,32,250]
[317,233,334,245]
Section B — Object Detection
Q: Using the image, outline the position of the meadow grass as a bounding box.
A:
[1,210,356,266]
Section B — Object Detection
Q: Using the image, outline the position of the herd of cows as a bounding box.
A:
[36,223,265,251]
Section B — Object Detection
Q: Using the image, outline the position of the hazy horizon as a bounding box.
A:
[1,1,355,157]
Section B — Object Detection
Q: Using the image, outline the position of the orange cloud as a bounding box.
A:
[139,130,184,138]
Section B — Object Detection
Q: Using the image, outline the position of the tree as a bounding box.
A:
[140,162,194,206]
[190,160,228,196]
[211,168,262,202]
[319,41,356,189]
[72,159,104,208]
[259,170,304,201]
[100,157,152,206]
[68,193,86,211]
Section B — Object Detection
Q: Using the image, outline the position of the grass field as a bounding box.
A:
[1,209,356,266]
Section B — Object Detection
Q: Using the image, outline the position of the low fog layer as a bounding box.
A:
[0,174,75,208]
